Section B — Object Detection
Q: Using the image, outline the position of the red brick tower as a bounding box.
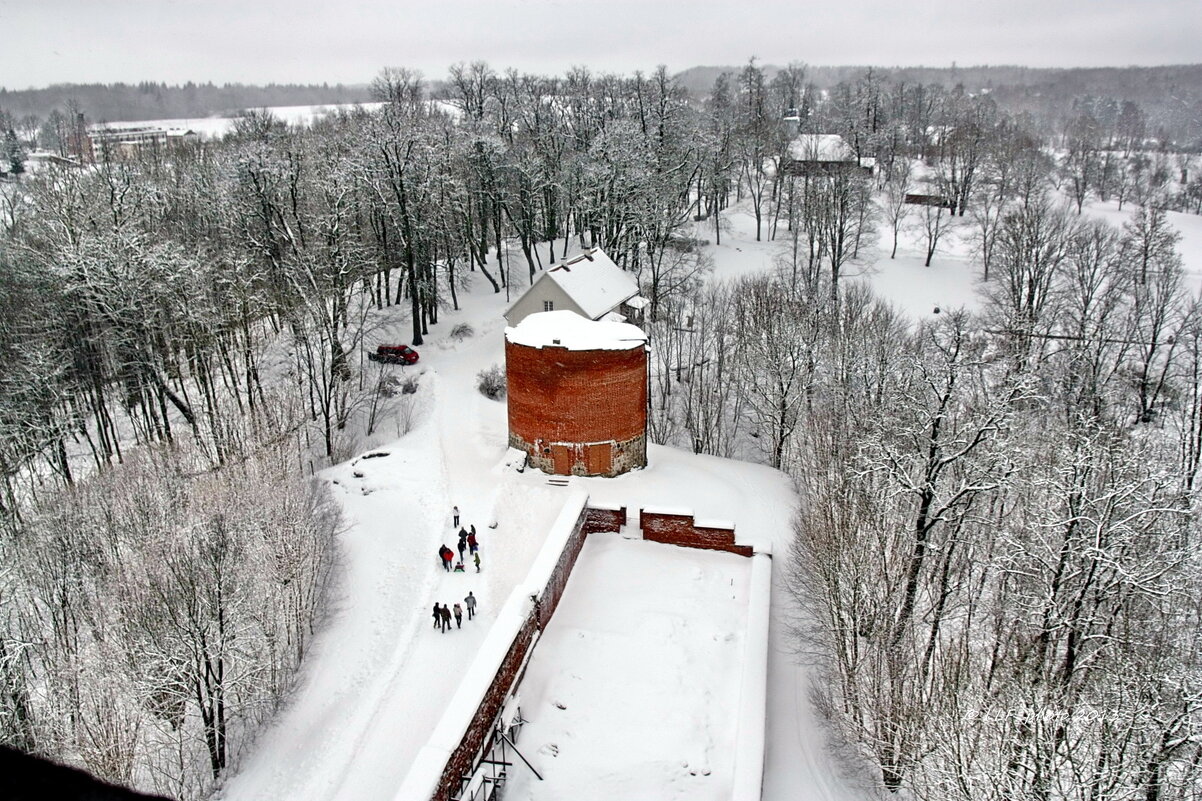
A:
[505,311,648,477]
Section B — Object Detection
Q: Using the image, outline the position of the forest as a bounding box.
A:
[0,81,373,128]
[0,59,1200,799]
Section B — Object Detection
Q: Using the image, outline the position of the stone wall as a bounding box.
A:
[508,431,646,478]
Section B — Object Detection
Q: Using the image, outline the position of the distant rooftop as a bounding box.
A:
[787,133,856,162]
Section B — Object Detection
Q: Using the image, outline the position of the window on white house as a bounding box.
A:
[543,301,554,311]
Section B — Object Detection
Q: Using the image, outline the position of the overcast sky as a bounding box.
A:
[1,0,1198,89]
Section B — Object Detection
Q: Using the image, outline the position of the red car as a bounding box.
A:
[368,344,419,365]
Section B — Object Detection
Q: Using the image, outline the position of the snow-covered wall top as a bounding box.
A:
[505,310,646,351]
[732,552,772,801]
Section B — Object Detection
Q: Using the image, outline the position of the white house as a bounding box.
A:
[503,248,646,327]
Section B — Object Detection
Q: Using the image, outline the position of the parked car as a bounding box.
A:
[368,344,419,365]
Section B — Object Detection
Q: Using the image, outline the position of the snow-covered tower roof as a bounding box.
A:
[504,310,647,351]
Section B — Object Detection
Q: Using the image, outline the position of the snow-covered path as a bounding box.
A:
[218,284,571,801]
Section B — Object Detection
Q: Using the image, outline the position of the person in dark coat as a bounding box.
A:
[467,531,478,554]
[453,603,463,628]
[457,538,467,560]
[439,604,452,632]
[432,603,441,629]
[439,546,453,572]
[464,591,477,620]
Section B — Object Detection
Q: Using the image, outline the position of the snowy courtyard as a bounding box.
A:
[503,534,754,801]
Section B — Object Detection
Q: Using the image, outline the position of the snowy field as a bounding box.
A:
[90,100,470,138]
[217,191,1202,801]
[91,102,386,137]
[503,534,752,801]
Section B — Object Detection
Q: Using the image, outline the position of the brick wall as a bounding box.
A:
[639,511,752,557]
[583,506,626,534]
[534,506,590,629]
[434,615,538,801]
[423,503,752,801]
[506,340,647,476]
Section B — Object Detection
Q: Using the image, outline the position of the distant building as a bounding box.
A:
[904,192,956,209]
[783,133,875,177]
[503,247,647,327]
[87,125,199,162]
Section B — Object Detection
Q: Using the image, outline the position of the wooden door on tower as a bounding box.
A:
[551,443,573,475]
[584,442,613,475]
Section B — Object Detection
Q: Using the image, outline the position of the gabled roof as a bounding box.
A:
[510,248,639,321]
[787,133,857,163]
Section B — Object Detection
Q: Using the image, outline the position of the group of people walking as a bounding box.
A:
[438,505,482,573]
[432,591,478,633]
[431,505,483,634]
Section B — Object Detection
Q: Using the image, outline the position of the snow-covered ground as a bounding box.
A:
[91,100,468,139]
[1084,199,1202,296]
[90,103,385,138]
[215,228,855,801]
[218,194,1202,801]
[693,206,982,321]
[503,534,752,801]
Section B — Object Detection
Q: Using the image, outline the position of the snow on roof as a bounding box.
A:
[787,133,856,163]
[543,248,640,320]
[624,294,651,310]
[506,310,646,351]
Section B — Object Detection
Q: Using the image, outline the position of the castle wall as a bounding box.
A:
[639,510,752,557]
